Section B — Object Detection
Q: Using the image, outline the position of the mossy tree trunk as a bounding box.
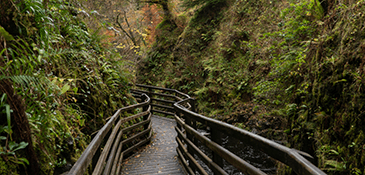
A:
[0,80,40,175]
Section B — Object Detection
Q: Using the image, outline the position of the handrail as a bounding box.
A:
[134,84,190,99]
[68,93,151,175]
[175,100,325,175]
[70,84,326,175]
[132,84,191,116]
[132,84,326,175]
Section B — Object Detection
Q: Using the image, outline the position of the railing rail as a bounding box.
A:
[70,84,326,175]
[68,93,151,175]
[174,99,325,175]
[131,84,191,117]
[132,84,326,175]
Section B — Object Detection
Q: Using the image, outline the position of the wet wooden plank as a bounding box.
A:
[121,115,186,175]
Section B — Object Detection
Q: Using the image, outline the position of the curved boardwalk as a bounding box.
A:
[121,115,185,175]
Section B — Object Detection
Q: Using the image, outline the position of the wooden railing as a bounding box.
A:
[70,84,326,175]
[131,84,191,117]
[132,84,326,175]
[68,93,152,175]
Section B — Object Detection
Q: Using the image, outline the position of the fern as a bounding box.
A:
[0,74,44,91]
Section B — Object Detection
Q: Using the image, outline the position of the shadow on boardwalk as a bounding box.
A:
[121,115,186,175]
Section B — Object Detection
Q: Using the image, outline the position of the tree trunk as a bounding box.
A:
[0,79,40,175]
[0,0,40,174]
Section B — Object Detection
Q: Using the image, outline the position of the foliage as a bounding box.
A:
[81,0,166,75]
[0,93,29,168]
[138,0,365,174]
[0,0,133,173]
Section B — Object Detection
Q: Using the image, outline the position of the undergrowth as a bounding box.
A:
[138,0,365,174]
[1,0,133,174]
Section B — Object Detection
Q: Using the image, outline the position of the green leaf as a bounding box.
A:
[0,48,5,57]
[6,104,11,132]
[333,79,347,84]
[0,136,6,140]
[324,160,345,170]
[17,157,29,165]
[0,93,6,103]
[37,55,42,62]
[12,142,28,152]
[8,142,18,151]
[330,149,339,155]
[60,83,70,94]
[73,87,78,93]
[79,119,85,127]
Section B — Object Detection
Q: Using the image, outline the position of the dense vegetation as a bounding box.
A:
[137,0,365,174]
[2,0,365,174]
[0,0,134,174]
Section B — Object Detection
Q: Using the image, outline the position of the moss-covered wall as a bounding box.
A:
[138,0,365,174]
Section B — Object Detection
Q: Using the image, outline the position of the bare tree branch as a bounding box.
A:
[116,12,137,46]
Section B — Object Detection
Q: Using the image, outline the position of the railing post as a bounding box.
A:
[185,113,197,173]
[141,94,149,131]
[190,98,196,112]
[189,98,197,129]
[189,98,198,147]
[190,95,224,174]
[186,98,198,173]
[147,87,153,113]
[211,126,224,174]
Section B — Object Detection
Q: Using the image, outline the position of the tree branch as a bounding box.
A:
[116,13,137,46]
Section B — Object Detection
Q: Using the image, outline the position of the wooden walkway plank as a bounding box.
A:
[121,115,186,175]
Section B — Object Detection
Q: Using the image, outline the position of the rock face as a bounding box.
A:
[219,104,287,142]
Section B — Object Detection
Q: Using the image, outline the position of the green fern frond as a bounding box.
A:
[0,75,44,91]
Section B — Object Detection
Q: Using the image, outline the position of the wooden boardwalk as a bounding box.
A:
[121,115,186,175]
